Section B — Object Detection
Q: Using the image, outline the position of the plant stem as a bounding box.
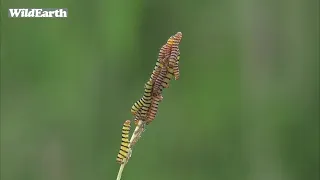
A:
[116,164,125,180]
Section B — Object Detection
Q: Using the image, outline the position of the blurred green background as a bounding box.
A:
[1,0,319,180]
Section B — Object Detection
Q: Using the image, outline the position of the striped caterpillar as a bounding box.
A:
[116,120,131,164]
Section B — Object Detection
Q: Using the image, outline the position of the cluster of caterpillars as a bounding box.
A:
[116,32,183,164]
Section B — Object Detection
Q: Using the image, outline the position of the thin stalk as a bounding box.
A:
[116,165,125,180]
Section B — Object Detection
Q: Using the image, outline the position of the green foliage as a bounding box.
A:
[1,0,319,180]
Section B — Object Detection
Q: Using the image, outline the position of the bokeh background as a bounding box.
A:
[1,0,319,180]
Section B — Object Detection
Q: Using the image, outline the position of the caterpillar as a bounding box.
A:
[172,50,181,80]
[133,70,174,126]
[144,54,181,125]
[138,34,182,124]
[144,67,174,125]
[152,49,181,96]
[148,36,174,85]
[158,35,175,61]
[160,36,182,81]
[130,80,153,116]
[134,94,163,125]
[145,54,181,125]
[131,98,160,148]
[152,65,174,97]
[168,32,182,69]
[116,120,131,164]
[132,32,182,124]
[145,94,163,125]
[149,60,164,85]
[151,32,182,84]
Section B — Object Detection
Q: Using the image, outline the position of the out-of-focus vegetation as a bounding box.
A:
[1,0,319,180]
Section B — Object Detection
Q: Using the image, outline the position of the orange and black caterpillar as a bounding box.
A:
[132,32,182,125]
[130,32,182,147]
[130,80,153,116]
[168,32,182,70]
[133,68,171,126]
[172,49,181,80]
[152,52,181,97]
[148,39,172,85]
[134,68,175,126]
[157,35,175,62]
[116,120,131,164]
[160,32,182,80]
[145,94,163,125]
[151,32,182,84]
[136,33,182,125]
[152,65,173,96]
[145,56,179,125]
[134,94,163,126]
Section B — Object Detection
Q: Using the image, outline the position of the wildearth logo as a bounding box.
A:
[8,8,68,18]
